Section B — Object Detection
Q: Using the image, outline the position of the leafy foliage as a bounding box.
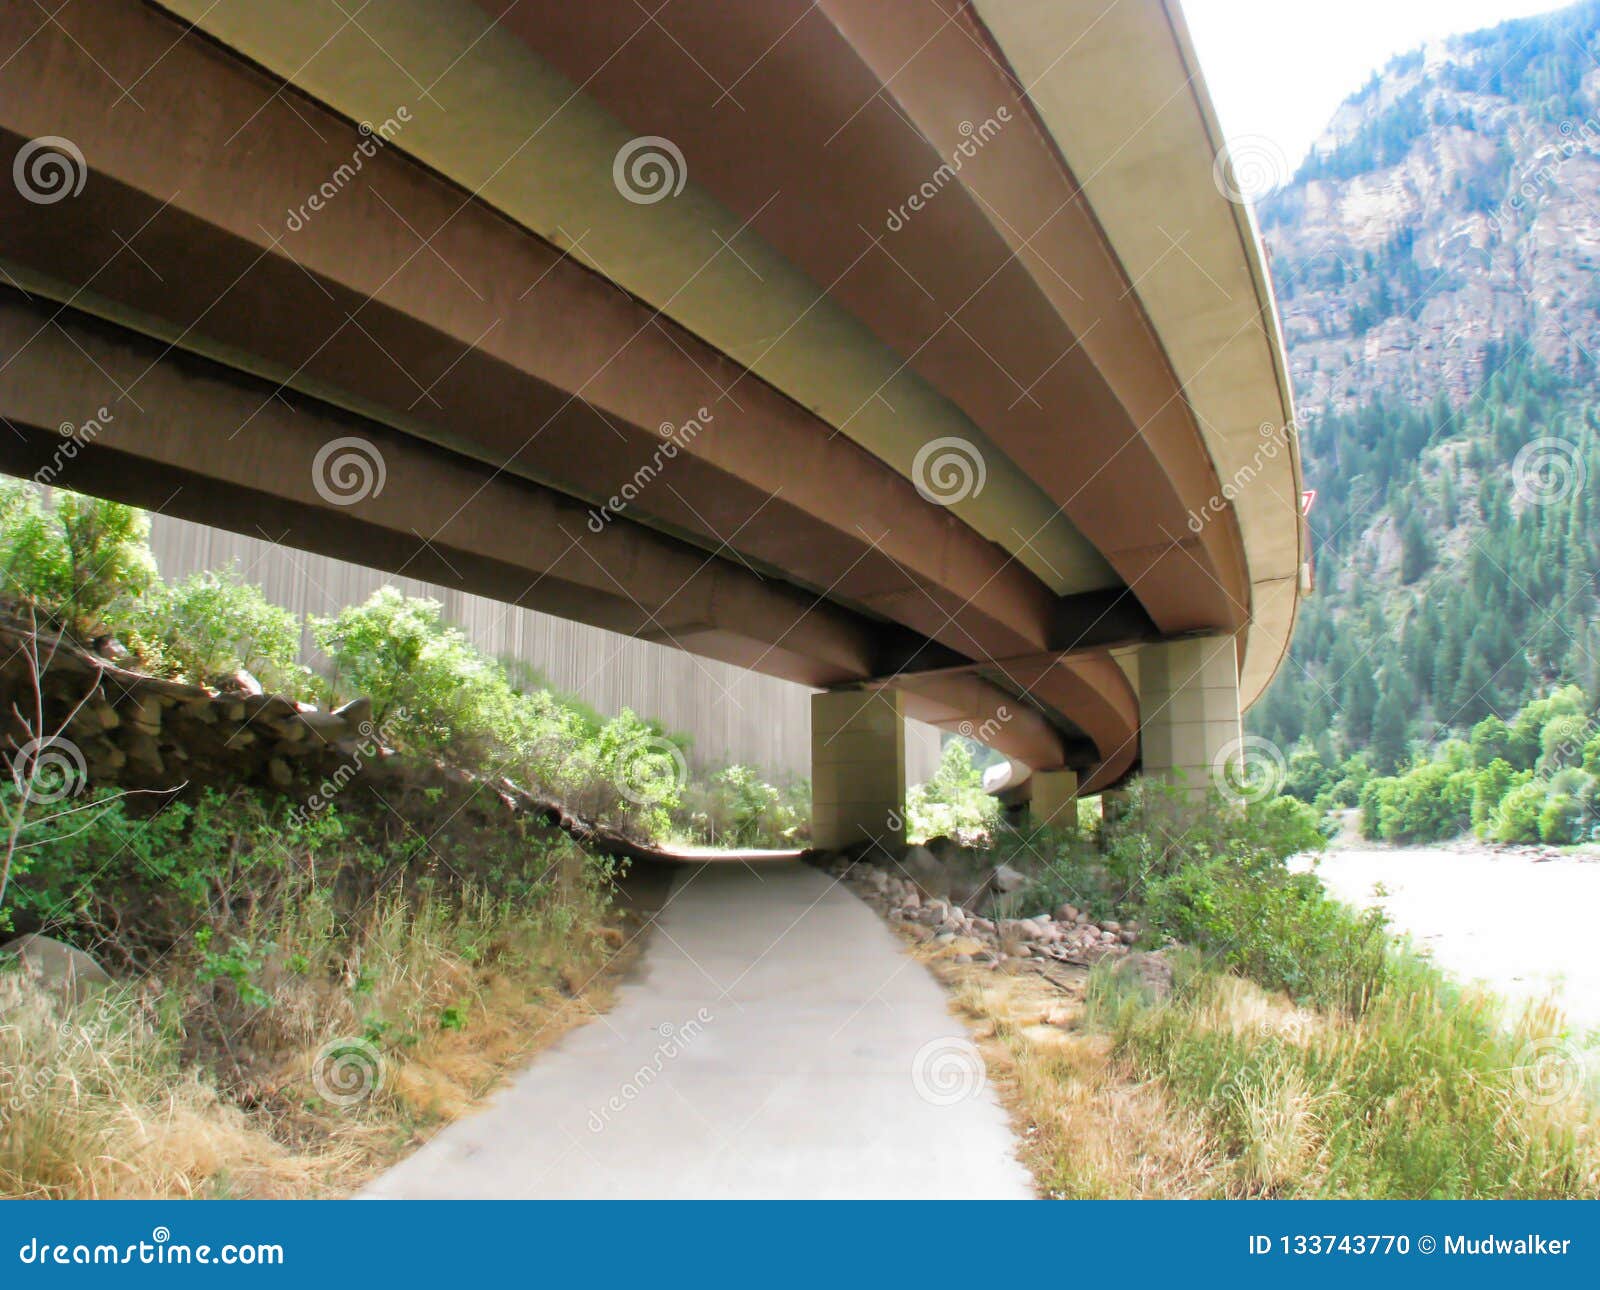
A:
[134,566,304,690]
[1280,685,1600,846]
[905,739,999,843]
[0,481,155,633]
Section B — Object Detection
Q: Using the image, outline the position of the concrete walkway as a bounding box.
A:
[363,861,1035,1199]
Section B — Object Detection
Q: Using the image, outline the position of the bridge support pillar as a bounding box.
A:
[1138,635,1241,796]
[811,689,906,853]
[1029,769,1079,831]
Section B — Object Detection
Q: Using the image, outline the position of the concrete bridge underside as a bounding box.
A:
[0,0,1303,849]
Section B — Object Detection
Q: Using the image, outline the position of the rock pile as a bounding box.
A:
[0,615,686,869]
[0,616,382,794]
[820,846,1144,969]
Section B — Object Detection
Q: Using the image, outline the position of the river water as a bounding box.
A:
[1302,847,1600,1032]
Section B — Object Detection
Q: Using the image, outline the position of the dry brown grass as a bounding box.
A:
[932,937,1600,1199]
[0,893,637,1199]
[921,942,1350,1198]
[927,959,1221,1198]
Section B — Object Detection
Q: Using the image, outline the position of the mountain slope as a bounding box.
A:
[1247,2,1600,769]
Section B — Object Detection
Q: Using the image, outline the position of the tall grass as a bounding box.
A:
[1086,952,1600,1198]
[0,861,620,1198]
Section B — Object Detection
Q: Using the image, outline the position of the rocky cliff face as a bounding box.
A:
[1260,1,1600,416]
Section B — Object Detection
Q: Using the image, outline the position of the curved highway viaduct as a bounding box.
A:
[0,0,1304,849]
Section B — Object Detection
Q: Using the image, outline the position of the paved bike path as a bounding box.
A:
[363,860,1034,1199]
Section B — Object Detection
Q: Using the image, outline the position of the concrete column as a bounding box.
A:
[811,689,906,853]
[1029,768,1079,832]
[1138,634,1242,796]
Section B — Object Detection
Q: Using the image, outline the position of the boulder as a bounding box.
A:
[333,696,374,730]
[294,710,351,744]
[1112,951,1175,1001]
[901,844,949,895]
[2,933,111,1006]
[212,668,264,699]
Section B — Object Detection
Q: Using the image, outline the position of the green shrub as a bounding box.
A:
[998,779,1375,1010]
[681,764,805,848]
[312,588,514,757]
[1142,856,1388,1013]
[135,566,305,691]
[1535,768,1596,845]
[1489,778,1547,843]
[906,739,999,843]
[1468,758,1515,834]
[0,482,154,632]
[1359,758,1475,843]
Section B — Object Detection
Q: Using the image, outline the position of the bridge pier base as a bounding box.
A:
[1137,635,1242,797]
[1029,769,1079,831]
[811,689,906,853]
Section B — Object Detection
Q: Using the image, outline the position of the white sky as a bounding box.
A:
[1183,0,1574,168]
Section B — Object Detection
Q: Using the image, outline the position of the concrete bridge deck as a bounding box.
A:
[362,862,1034,1200]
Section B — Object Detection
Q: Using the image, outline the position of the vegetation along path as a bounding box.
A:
[363,860,1035,1200]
